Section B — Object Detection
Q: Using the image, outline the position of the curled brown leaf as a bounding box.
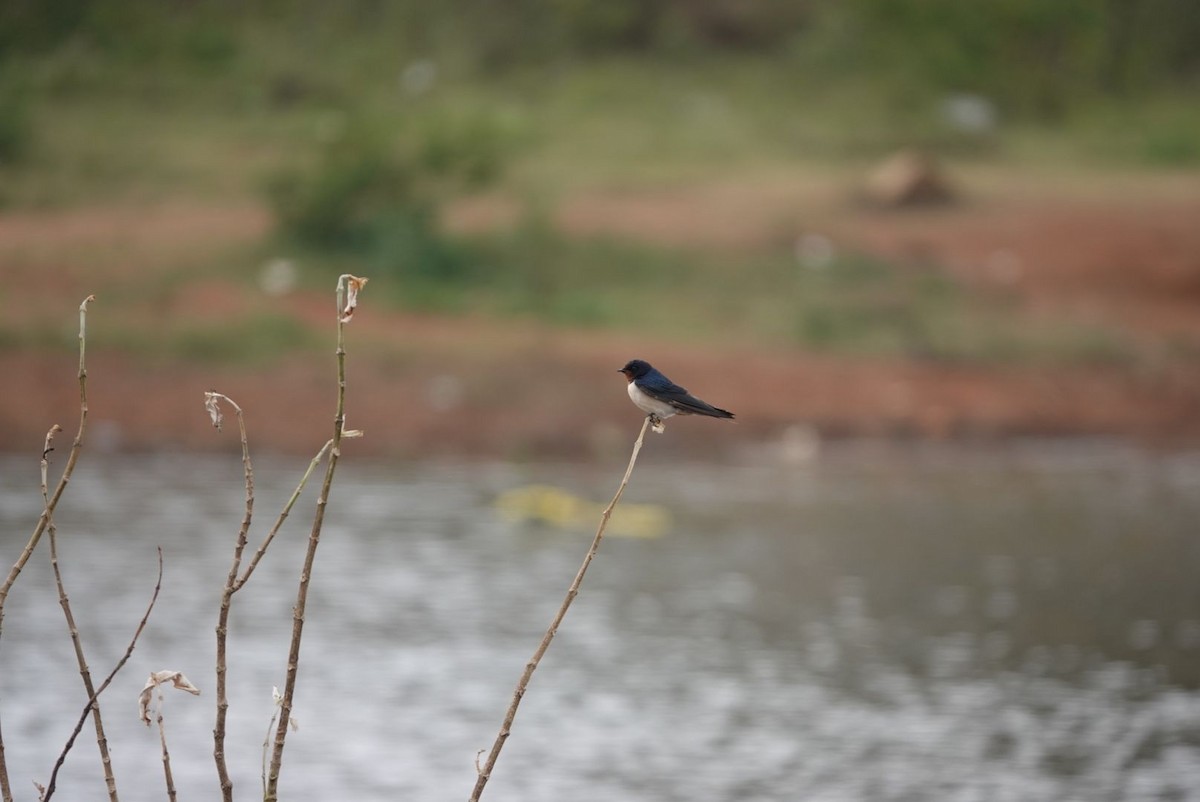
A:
[138,671,201,725]
[339,275,369,322]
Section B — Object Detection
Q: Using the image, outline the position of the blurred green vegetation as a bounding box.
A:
[0,0,1195,365]
[2,0,1197,200]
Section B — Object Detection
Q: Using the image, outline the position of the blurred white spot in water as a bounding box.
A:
[986,590,1018,621]
[400,60,437,96]
[795,232,835,271]
[1129,620,1160,651]
[425,374,463,412]
[259,258,297,297]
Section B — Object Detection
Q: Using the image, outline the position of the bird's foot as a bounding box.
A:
[648,414,665,434]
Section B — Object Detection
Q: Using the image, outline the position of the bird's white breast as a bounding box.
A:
[628,382,676,418]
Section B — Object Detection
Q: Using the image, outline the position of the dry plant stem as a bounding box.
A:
[42,548,163,802]
[211,396,252,802]
[0,719,8,802]
[0,296,94,627]
[264,275,360,802]
[0,296,94,802]
[0,718,8,802]
[211,398,333,802]
[155,694,178,802]
[261,710,278,800]
[42,428,119,802]
[234,439,334,593]
[470,415,652,802]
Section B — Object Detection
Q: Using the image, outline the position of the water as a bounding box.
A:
[1,442,1200,801]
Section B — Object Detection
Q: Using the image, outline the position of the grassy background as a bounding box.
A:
[1,0,1197,367]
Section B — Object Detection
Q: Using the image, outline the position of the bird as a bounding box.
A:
[618,359,734,431]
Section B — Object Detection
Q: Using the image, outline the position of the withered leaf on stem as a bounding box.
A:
[339,275,368,323]
[204,392,224,431]
[271,686,299,731]
[138,671,201,725]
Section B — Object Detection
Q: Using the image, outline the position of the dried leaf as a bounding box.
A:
[204,392,223,431]
[651,419,666,434]
[271,685,299,730]
[339,275,368,322]
[343,429,364,439]
[139,670,201,725]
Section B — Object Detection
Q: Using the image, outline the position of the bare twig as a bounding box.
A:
[264,275,367,802]
[156,701,178,802]
[261,707,277,800]
[234,439,334,593]
[1,295,95,802]
[209,393,335,801]
[261,686,297,800]
[1,297,95,627]
[469,415,652,802]
[139,671,200,802]
[42,548,164,802]
[207,392,253,802]
[42,427,119,801]
[0,720,9,802]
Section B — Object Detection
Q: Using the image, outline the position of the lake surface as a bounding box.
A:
[1,441,1200,801]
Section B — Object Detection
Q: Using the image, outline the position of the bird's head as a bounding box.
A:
[618,359,652,382]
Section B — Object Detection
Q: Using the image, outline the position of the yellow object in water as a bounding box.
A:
[493,484,670,539]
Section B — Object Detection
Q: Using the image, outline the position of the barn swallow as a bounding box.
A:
[618,359,734,431]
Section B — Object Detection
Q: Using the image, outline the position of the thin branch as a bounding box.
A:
[234,439,334,593]
[470,415,652,802]
[42,547,164,802]
[261,708,278,801]
[209,395,335,802]
[264,275,367,802]
[0,296,94,627]
[155,694,178,802]
[138,671,199,802]
[0,719,8,802]
[0,297,96,621]
[43,426,119,801]
[207,392,253,802]
[261,687,296,800]
[1,295,95,802]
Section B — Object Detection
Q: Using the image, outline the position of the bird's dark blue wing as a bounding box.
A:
[636,369,734,418]
[636,368,691,401]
